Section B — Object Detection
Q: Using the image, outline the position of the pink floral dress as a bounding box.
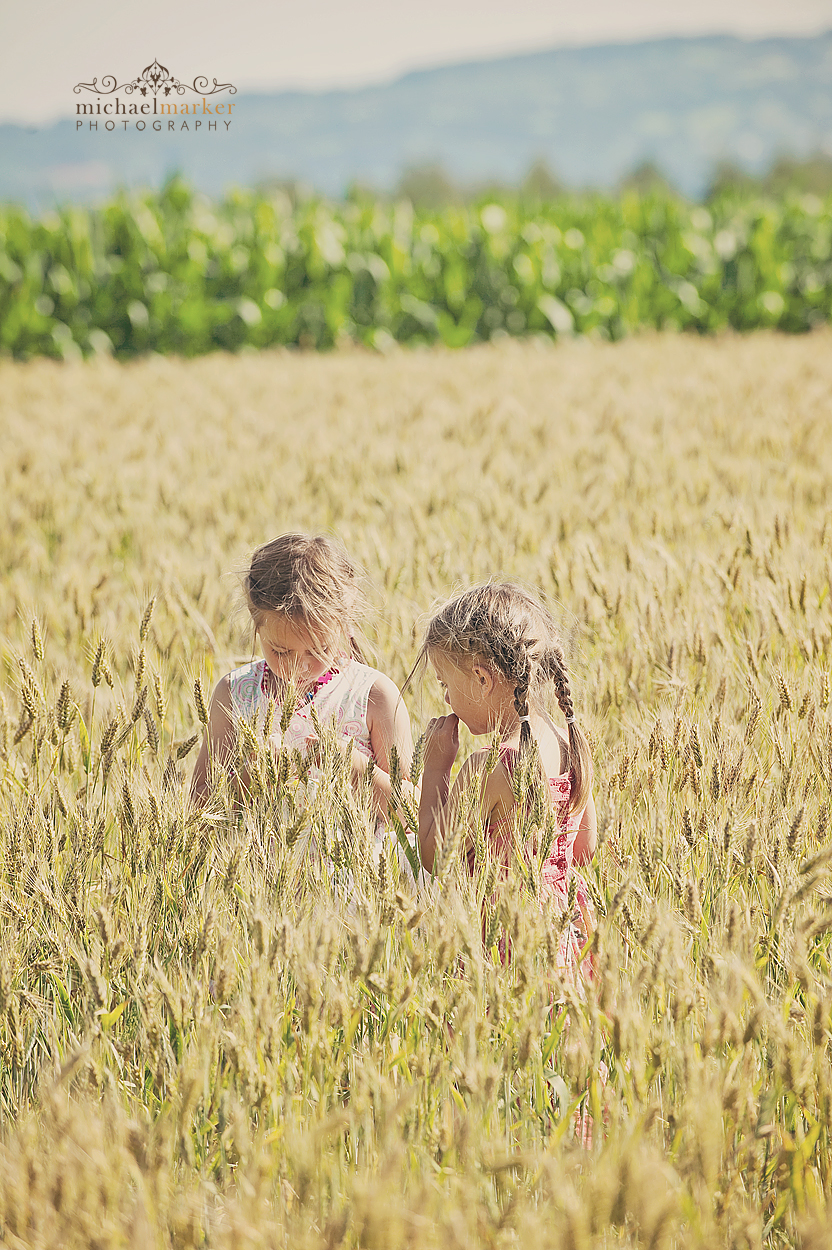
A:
[470,746,594,976]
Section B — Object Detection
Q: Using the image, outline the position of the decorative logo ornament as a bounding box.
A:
[74,59,236,99]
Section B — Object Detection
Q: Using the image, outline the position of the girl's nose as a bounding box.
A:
[444,691,451,705]
[300,655,323,682]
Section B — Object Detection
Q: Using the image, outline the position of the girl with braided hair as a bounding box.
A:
[416,582,596,972]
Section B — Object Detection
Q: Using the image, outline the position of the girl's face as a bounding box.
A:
[430,649,497,735]
[257,612,336,688]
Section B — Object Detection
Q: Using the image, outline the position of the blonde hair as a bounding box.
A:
[419,582,592,814]
[244,533,367,660]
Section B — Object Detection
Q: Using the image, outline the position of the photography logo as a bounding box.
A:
[74,58,237,132]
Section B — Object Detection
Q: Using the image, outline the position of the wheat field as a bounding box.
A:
[1,330,832,1248]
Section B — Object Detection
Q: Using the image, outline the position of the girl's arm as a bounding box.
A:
[418,713,459,872]
[418,716,504,873]
[571,790,598,865]
[357,673,416,819]
[189,677,235,807]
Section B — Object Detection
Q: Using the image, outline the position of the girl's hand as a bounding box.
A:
[424,713,460,772]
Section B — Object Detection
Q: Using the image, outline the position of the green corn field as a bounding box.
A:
[0,182,830,360]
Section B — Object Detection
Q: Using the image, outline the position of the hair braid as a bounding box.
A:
[512,640,534,750]
[553,668,574,723]
[545,645,591,813]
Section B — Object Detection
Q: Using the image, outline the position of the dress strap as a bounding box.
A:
[498,745,519,769]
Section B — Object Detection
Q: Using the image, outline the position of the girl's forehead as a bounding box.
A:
[430,649,471,679]
[258,612,319,650]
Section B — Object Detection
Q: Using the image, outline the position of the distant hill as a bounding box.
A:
[2,32,831,207]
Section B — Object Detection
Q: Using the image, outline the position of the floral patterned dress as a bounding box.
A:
[227,656,377,760]
[470,746,594,976]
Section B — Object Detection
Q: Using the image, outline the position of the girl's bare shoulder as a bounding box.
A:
[364,666,402,693]
[213,673,233,708]
[537,715,569,776]
[365,668,404,710]
[460,747,515,802]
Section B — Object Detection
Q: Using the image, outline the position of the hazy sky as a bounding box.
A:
[2,0,832,123]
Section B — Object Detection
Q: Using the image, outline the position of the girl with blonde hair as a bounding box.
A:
[417,582,596,971]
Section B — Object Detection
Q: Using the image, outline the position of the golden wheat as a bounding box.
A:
[1,329,832,1247]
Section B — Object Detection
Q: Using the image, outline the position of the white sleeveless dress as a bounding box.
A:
[227,657,377,759]
[227,655,420,896]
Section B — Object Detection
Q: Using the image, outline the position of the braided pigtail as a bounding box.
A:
[512,636,551,824]
[544,645,592,816]
[512,641,534,752]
